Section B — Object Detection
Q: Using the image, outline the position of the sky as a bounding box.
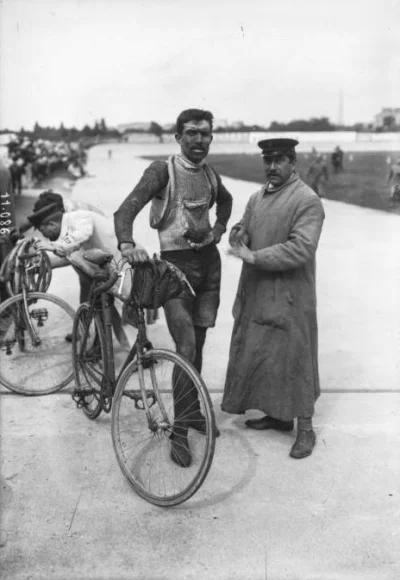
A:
[0,0,399,131]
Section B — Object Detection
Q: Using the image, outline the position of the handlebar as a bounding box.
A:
[92,260,149,300]
[17,251,40,261]
[91,270,119,297]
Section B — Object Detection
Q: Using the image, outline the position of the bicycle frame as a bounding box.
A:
[12,253,48,347]
[76,266,156,418]
[73,257,216,506]
[0,238,53,336]
[0,238,52,298]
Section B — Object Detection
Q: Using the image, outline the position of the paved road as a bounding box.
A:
[1,143,399,580]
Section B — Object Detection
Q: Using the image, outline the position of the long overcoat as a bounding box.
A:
[221,174,325,421]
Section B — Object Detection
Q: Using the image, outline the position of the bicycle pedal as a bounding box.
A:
[72,389,93,407]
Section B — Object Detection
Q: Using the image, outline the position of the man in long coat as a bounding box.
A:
[222,138,325,459]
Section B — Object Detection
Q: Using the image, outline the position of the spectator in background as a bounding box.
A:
[331,146,344,173]
[0,158,12,203]
[9,156,25,195]
[307,154,329,197]
[388,157,400,205]
[0,158,15,301]
[6,135,87,187]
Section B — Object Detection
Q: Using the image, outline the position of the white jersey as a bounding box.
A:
[52,210,119,259]
[47,209,123,283]
[63,199,106,216]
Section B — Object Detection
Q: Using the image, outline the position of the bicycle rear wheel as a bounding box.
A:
[0,292,75,395]
[111,348,216,507]
[72,303,107,420]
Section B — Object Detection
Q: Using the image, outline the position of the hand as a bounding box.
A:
[120,245,149,264]
[227,241,255,264]
[35,240,55,252]
[211,226,223,244]
[212,230,222,244]
[229,227,249,247]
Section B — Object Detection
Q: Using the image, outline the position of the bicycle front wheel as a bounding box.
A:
[72,303,107,420]
[111,349,216,507]
[0,292,75,395]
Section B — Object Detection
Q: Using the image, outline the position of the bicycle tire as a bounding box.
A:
[3,241,21,297]
[9,238,32,296]
[0,292,75,395]
[24,251,52,293]
[111,348,216,507]
[72,303,107,420]
[3,239,52,297]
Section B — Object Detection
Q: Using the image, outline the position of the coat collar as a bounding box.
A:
[262,171,299,195]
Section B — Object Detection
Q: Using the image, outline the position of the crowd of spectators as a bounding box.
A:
[4,135,87,195]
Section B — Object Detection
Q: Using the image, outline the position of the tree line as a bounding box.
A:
[0,118,120,142]
[0,116,387,143]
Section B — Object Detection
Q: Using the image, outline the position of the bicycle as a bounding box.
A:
[0,238,76,395]
[1,237,52,298]
[72,249,216,507]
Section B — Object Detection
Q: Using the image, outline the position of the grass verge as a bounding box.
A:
[143,151,399,214]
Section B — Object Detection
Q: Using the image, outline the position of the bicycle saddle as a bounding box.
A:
[83,248,114,266]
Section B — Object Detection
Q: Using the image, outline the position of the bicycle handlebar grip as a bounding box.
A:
[92,271,119,296]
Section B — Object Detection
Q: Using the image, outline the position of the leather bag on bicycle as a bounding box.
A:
[122,257,192,327]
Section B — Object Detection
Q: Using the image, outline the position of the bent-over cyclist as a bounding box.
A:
[26,196,129,348]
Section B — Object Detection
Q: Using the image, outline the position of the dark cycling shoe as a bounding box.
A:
[170,426,191,468]
[245,416,294,431]
[289,429,316,459]
[187,413,220,437]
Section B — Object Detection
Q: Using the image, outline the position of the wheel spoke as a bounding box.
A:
[0,293,75,394]
[111,349,216,507]
[72,304,106,420]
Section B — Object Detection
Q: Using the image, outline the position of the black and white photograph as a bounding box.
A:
[1,1,399,579]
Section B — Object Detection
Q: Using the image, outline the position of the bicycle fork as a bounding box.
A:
[100,293,116,400]
[22,292,41,347]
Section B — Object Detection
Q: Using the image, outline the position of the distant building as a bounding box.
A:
[116,122,152,133]
[230,120,246,130]
[213,119,230,130]
[374,108,400,130]
[124,133,161,143]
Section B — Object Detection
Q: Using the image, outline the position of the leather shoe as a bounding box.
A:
[245,416,294,432]
[290,429,316,459]
[187,414,220,437]
[170,427,192,468]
